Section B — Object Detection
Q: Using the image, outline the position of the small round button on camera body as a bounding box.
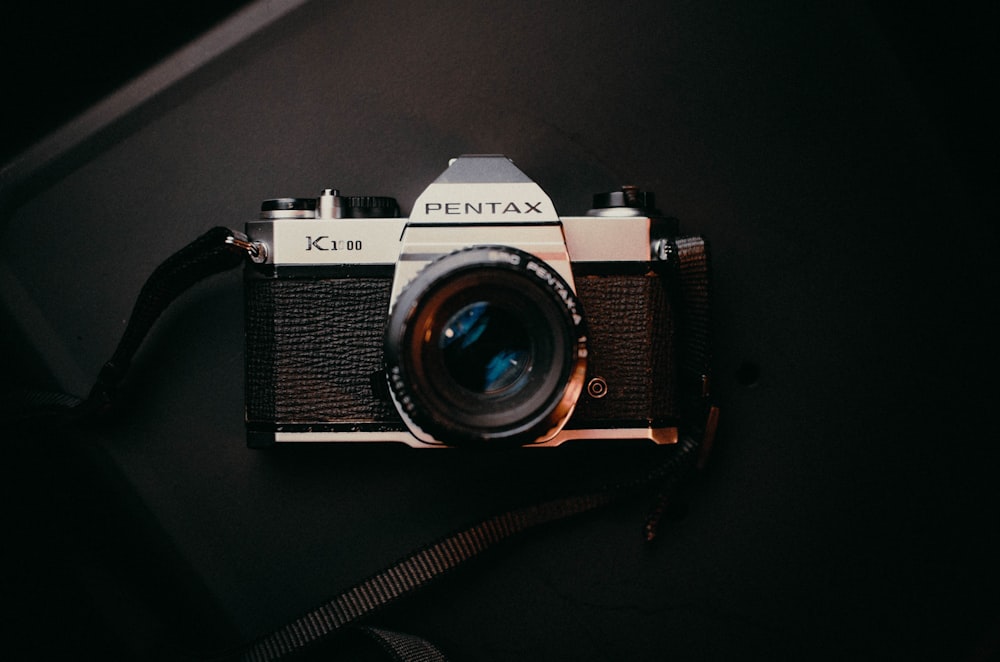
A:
[587,376,609,399]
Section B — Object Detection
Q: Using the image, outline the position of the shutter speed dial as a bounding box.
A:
[319,189,400,219]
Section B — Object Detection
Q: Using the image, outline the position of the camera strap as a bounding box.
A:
[11,226,716,662]
[9,226,249,427]
[240,433,703,662]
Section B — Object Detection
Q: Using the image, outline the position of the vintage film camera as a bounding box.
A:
[242,155,709,448]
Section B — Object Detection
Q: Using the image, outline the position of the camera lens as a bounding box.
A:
[440,302,531,393]
[385,246,587,447]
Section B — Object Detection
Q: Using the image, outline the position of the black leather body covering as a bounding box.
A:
[244,267,678,437]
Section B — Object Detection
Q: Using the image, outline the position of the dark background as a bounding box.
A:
[2,1,249,164]
[2,1,998,660]
[3,1,996,202]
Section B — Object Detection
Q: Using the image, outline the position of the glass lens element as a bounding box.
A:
[439,302,531,394]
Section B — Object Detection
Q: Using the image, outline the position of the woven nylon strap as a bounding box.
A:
[360,627,450,662]
[9,226,247,428]
[241,434,701,662]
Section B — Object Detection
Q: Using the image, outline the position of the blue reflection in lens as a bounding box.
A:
[440,302,530,393]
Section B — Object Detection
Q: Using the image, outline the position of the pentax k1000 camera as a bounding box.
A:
[242,155,710,448]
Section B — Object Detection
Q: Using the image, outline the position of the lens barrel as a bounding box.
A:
[385,246,587,447]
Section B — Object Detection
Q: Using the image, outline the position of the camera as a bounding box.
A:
[242,155,709,448]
